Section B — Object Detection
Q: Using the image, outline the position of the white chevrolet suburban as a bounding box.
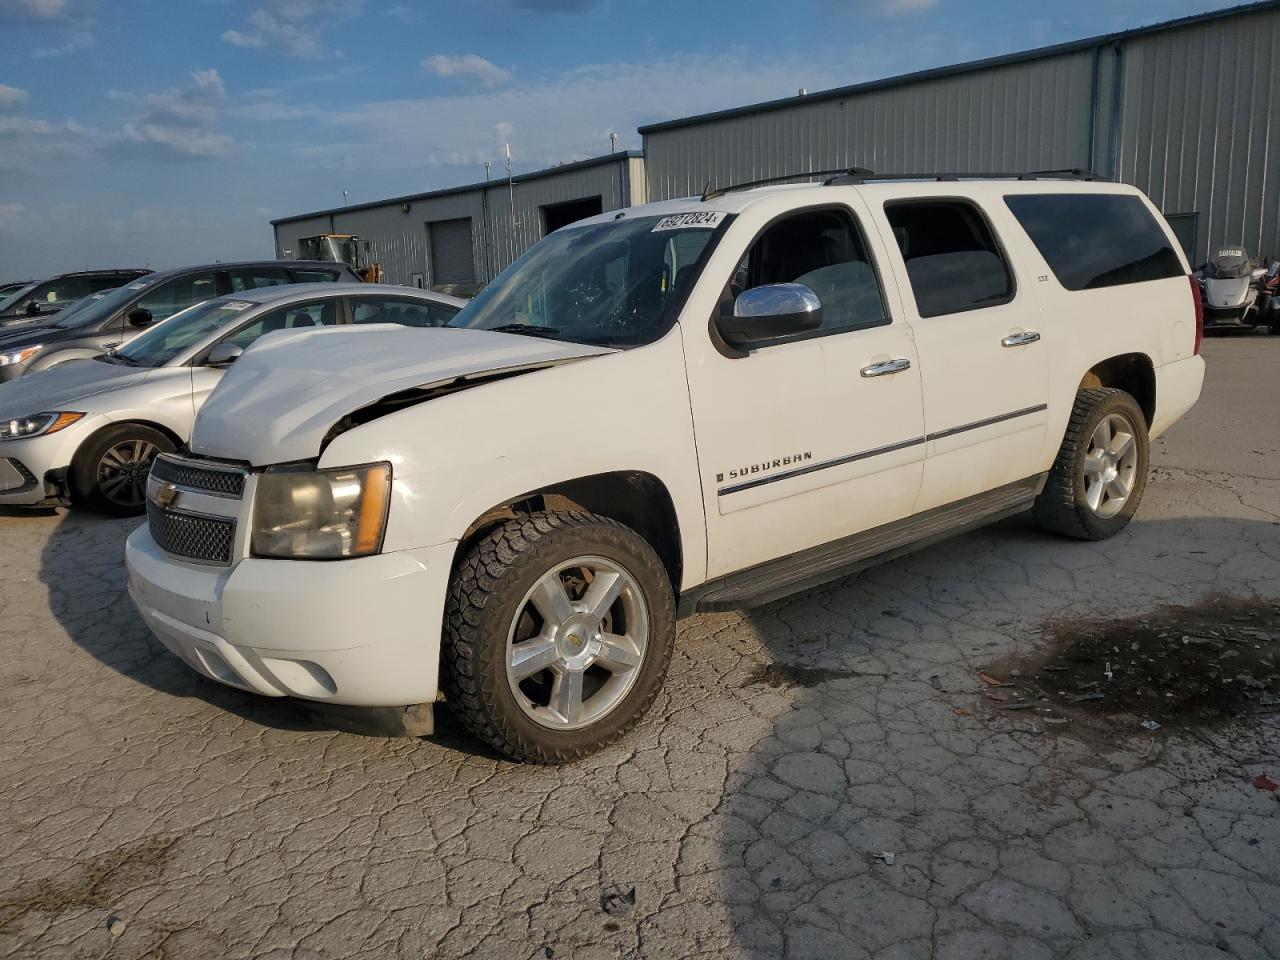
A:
[125,173,1206,762]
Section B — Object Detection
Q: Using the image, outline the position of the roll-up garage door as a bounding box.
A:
[428,218,476,285]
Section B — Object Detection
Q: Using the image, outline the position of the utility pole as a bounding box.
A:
[505,143,517,252]
[342,189,349,206]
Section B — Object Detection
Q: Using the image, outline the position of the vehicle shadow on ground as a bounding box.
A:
[33,509,489,751]
[711,510,1280,959]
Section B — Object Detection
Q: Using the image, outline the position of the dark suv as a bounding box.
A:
[0,269,153,327]
[0,260,360,382]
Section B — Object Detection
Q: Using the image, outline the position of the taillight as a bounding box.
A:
[1189,274,1204,355]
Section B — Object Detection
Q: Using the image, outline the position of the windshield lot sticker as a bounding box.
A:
[652,212,726,232]
[223,301,252,311]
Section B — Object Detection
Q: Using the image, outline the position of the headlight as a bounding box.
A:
[251,462,391,560]
[0,411,85,440]
[0,346,42,367]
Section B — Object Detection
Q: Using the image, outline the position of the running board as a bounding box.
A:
[680,474,1045,615]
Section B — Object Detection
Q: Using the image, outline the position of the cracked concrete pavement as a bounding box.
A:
[1,337,1278,959]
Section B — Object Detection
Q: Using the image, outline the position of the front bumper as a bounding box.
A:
[126,525,455,707]
[0,415,103,505]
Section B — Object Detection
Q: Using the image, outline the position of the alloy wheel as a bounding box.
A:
[1082,413,1139,519]
[505,555,650,730]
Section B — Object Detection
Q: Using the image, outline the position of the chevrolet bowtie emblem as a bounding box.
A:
[151,481,179,509]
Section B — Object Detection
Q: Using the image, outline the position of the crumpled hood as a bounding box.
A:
[0,358,153,416]
[192,325,615,464]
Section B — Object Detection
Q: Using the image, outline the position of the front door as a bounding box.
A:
[872,197,1050,513]
[682,199,927,579]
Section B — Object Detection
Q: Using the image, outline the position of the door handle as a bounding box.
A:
[860,358,912,378]
[1001,331,1041,347]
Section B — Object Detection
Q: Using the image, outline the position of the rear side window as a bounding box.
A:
[350,296,453,328]
[1004,194,1184,290]
[228,267,291,292]
[291,268,341,283]
[884,201,1014,318]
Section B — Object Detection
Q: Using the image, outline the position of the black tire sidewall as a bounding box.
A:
[446,514,675,761]
[1067,394,1149,538]
[72,423,175,516]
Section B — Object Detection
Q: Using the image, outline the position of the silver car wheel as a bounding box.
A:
[505,555,650,731]
[1082,413,1138,519]
[97,439,159,509]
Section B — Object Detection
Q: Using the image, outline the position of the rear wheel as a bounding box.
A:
[72,423,174,517]
[442,510,675,763]
[1033,388,1149,541]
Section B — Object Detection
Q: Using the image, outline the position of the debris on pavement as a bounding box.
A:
[1254,774,1279,792]
[600,886,636,916]
[980,595,1280,729]
[105,915,126,938]
[872,852,896,866]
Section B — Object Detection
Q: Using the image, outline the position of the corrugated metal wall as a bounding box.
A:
[642,54,1096,201]
[273,156,636,289]
[1113,7,1280,262]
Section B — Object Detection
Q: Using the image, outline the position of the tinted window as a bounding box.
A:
[291,268,341,283]
[733,208,887,335]
[1004,194,1184,291]
[885,201,1013,318]
[222,299,338,350]
[87,275,136,294]
[228,267,290,292]
[351,297,451,328]
[137,273,218,323]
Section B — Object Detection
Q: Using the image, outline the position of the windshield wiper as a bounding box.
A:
[487,323,563,340]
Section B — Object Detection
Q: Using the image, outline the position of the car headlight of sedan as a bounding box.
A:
[0,411,85,440]
[0,345,42,367]
[251,462,392,560]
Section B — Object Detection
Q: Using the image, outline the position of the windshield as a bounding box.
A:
[447,213,725,347]
[0,282,39,314]
[111,298,254,368]
[54,276,158,329]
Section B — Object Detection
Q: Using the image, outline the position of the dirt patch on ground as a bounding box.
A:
[0,834,177,935]
[979,595,1280,732]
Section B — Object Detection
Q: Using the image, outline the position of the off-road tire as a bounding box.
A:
[71,423,175,517]
[442,510,675,763]
[1033,388,1149,541]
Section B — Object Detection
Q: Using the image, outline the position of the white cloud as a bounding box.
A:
[221,1,356,58]
[858,0,939,17]
[1,0,70,19]
[0,203,27,230]
[32,29,94,58]
[0,84,29,109]
[423,54,513,88]
[0,115,96,172]
[115,69,234,158]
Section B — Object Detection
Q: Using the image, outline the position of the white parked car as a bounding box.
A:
[126,174,1205,762]
[0,283,462,514]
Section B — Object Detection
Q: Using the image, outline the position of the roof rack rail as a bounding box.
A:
[701,167,875,201]
[825,168,1105,185]
[701,167,1107,199]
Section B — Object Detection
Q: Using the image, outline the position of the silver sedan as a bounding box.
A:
[0,283,464,515]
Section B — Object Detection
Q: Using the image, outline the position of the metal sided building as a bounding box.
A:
[639,0,1280,265]
[271,151,645,292]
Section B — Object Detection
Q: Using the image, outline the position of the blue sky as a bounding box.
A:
[0,0,1248,277]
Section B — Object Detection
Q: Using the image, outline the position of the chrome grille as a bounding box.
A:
[151,455,246,498]
[147,502,235,565]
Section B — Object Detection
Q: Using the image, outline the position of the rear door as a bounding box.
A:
[873,197,1049,513]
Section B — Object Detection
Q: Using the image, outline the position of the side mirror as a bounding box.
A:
[127,307,153,328]
[24,301,43,317]
[718,283,823,347]
[206,342,243,366]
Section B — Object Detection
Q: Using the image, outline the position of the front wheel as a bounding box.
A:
[442,511,675,763]
[71,423,175,516]
[1033,388,1149,541]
